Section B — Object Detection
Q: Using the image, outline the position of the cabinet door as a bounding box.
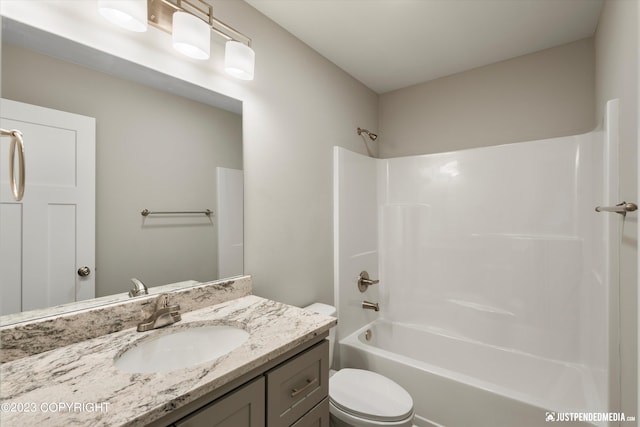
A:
[291,398,329,427]
[174,377,265,427]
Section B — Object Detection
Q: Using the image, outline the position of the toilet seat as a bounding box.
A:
[329,368,414,423]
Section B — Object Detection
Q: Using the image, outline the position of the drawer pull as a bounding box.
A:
[290,377,318,398]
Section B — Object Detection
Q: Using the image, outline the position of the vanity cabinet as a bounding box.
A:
[166,339,329,427]
[174,377,265,427]
[290,398,329,427]
[265,339,328,427]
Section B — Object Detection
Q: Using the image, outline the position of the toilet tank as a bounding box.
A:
[303,303,336,367]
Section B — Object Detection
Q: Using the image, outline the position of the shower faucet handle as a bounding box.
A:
[358,271,379,292]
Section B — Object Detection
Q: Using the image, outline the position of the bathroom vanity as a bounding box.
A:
[0,277,336,427]
[165,340,329,427]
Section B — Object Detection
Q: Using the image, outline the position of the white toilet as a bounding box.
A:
[304,303,415,427]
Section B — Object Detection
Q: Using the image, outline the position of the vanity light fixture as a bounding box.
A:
[224,40,255,80]
[98,0,148,32]
[172,11,210,59]
[98,0,255,80]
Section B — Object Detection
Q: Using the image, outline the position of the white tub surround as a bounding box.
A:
[0,276,254,363]
[0,294,336,427]
[334,101,619,426]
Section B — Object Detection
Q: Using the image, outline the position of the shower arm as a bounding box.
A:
[357,127,378,141]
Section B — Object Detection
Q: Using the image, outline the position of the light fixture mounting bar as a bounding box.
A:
[148,0,252,46]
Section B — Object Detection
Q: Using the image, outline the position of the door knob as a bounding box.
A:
[77,266,91,277]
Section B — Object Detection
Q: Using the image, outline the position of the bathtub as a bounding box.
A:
[338,320,605,427]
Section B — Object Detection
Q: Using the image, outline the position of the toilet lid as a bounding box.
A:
[329,368,414,422]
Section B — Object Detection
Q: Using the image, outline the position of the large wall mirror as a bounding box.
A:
[0,18,243,324]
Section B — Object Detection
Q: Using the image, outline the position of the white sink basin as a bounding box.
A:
[114,325,249,373]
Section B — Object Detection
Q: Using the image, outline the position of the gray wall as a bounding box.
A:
[2,43,242,297]
[595,0,638,421]
[378,38,595,157]
[213,2,379,306]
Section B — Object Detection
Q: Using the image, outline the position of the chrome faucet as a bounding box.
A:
[129,278,148,297]
[137,293,181,332]
[362,301,379,312]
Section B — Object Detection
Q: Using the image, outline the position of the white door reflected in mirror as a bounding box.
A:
[0,98,96,315]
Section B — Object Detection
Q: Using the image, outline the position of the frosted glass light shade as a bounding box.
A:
[172,12,210,60]
[225,41,255,80]
[98,0,148,32]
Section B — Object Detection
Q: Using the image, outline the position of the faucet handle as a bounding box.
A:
[137,294,182,332]
[156,294,180,311]
[358,271,380,292]
[154,293,172,310]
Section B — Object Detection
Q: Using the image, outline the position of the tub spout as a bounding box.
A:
[362,301,379,312]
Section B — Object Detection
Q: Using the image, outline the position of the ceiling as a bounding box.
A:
[245,0,604,94]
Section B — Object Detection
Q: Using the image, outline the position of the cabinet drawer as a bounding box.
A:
[291,398,329,427]
[266,340,329,427]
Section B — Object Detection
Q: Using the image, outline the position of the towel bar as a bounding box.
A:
[141,209,213,216]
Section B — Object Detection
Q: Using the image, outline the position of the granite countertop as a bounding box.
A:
[0,295,336,427]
